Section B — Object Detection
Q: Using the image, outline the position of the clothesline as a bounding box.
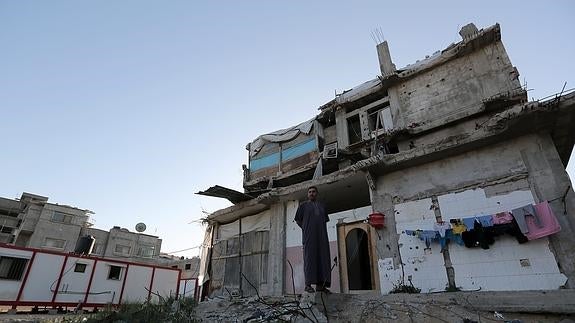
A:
[403,201,561,250]
[437,198,534,216]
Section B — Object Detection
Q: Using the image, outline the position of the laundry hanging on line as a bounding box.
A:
[402,201,560,250]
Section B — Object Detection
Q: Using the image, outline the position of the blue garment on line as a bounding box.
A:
[462,215,493,229]
[405,230,438,248]
[439,229,464,249]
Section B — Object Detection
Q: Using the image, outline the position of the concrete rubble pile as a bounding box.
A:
[194,290,575,322]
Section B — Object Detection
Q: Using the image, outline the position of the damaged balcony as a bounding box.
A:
[242,117,338,194]
[240,90,400,194]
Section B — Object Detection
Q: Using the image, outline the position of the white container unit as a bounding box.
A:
[178,278,198,300]
[0,244,180,309]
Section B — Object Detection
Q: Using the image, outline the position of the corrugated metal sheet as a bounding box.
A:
[196,186,253,204]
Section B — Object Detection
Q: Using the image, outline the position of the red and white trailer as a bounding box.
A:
[177,278,198,301]
[0,244,181,310]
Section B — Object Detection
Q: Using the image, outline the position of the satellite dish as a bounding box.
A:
[135,222,147,232]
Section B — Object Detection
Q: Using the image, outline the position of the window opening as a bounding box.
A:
[108,265,122,280]
[51,211,73,224]
[138,245,155,258]
[74,263,87,273]
[115,244,131,255]
[0,257,28,280]
[44,237,66,249]
[347,115,362,145]
[367,102,392,132]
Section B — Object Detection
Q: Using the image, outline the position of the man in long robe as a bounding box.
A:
[294,186,331,293]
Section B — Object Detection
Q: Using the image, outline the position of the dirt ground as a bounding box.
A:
[0,306,95,323]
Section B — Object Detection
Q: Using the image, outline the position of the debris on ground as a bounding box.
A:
[194,290,575,322]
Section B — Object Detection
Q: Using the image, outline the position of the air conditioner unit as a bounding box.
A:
[323,142,338,159]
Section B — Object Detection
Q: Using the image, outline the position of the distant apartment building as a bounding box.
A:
[0,192,90,250]
[162,256,200,280]
[82,226,162,263]
[0,192,162,264]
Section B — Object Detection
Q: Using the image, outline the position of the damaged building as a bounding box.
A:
[196,23,575,298]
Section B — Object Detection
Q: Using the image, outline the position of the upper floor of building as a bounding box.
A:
[237,23,533,195]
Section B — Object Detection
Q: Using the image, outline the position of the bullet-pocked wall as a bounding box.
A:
[374,134,571,293]
[395,31,522,132]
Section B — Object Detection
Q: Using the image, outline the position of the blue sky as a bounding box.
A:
[1,1,574,257]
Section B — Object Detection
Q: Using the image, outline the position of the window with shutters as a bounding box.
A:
[0,256,28,280]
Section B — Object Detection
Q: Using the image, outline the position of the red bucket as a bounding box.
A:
[368,212,385,229]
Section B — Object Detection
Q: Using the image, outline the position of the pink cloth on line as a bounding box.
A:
[491,211,513,225]
[526,201,561,240]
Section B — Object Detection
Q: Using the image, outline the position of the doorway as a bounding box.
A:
[337,221,379,293]
[346,228,372,290]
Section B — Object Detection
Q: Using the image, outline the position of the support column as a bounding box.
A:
[524,133,575,288]
[376,41,405,130]
[431,196,457,290]
[367,171,401,268]
[376,41,395,76]
[267,203,286,296]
